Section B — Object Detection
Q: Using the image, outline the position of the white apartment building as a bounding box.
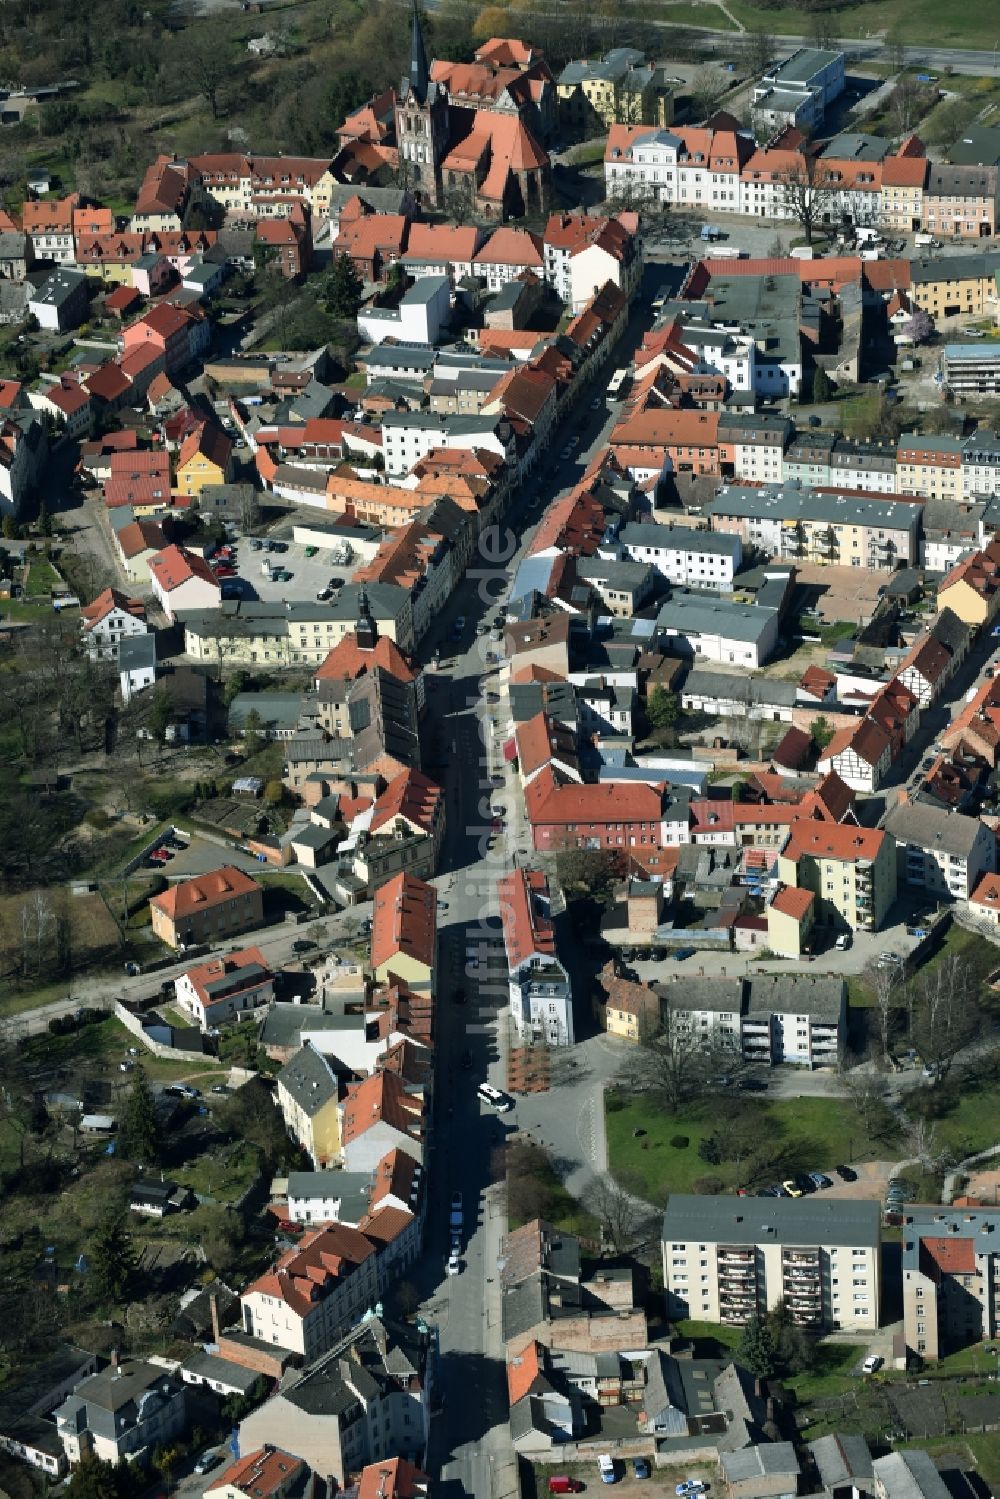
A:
[962,430,1000,499]
[498,868,574,1047]
[662,1194,881,1331]
[240,1223,381,1360]
[619,522,742,590]
[884,802,996,902]
[79,587,148,662]
[380,411,512,477]
[659,975,845,1069]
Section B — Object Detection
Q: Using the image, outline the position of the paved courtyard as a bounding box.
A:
[219,528,365,606]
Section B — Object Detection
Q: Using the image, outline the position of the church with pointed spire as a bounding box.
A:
[394,1,452,203]
[385,5,552,219]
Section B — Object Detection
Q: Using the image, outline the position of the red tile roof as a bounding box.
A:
[404,222,480,261]
[498,869,556,969]
[182,945,270,1008]
[771,886,814,921]
[149,543,220,593]
[782,821,887,865]
[178,419,232,473]
[80,587,145,630]
[507,1341,544,1406]
[970,872,1000,912]
[822,716,891,768]
[473,226,544,268]
[244,1222,377,1317]
[525,768,666,827]
[370,871,436,973]
[920,1235,976,1277]
[340,1070,423,1146]
[370,768,443,838]
[212,1448,304,1499]
[150,865,260,922]
[314,629,417,685]
[357,1458,428,1499]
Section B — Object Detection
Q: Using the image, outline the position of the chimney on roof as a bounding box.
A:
[110,1348,120,1370]
[210,1291,221,1343]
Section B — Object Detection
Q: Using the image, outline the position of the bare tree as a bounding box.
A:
[908,956,977,1084]
[743,27,775,80]
[904,1115,944,1173]
[586,1174,643,1251]
[865,960,900,1065]
[775,153,842,247]
[841,1068,891,1138]
[885,22,906,72]
[637,1006,746,1115]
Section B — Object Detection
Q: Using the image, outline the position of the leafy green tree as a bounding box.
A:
[810,715,835,750]
[66,1454,140,1499]
[738,1310,778,1379]
[767,1299,814,1375]
[326,253,364,320]
[812,365,831,403]
[646,686,679,730]
[242,707,264,760]
[147,686,173,742]
[120,1067,161,1164]
[89,1213,137,1303]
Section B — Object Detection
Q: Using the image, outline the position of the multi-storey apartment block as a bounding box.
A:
[662,1195,881,1330]
[902,1207,1000,1360]
[777,822,896,933]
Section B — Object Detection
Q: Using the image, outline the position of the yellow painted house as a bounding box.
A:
[371,870,437,998]
[600,966,658,1043]
[936,539,1000,627]
[777,821,896,934]
[766,885,816,959]
[557,48,674,135]
[175,419,234,497]
[275,1045,342,1167]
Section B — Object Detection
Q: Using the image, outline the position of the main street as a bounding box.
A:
[409,286,662,1496]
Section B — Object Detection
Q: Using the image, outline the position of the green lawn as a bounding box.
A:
[725,0,999,44]
[783,1341,862,1402]
[176,1141,260,1202]
[673,1319,743,1357]
[23,557,61,598]
[607,1092,888,1202]
[662,0,739,26]
[933,1082,1000,1158]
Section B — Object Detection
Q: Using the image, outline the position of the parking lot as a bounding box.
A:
[211,532,364,606]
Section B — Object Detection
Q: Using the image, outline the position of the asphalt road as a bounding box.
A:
[11,901,372,1037]
[405,295,660,1495]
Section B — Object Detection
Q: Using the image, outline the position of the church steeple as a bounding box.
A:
[403,0,430,104]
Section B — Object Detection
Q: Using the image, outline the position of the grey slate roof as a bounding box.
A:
[722,1442,800,1483]
[663,1192,880,1248]
[884,801,986,859]
[276,1045,340,1115]
[871,1451,952,1499]
[180,1350,261,1394]
[621,522,740,556]
[286,1169,372,1222]
[808,1433,875,1491]
[119,633,157,673]
[746,975,845,1021]
[656,592,777,645]
[657,977,744,1014]
[709,481,919,532]
[683,669,796,708]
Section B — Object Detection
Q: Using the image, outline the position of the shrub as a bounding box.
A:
[606,1094,625,1114]
[670,1135,689,1149]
